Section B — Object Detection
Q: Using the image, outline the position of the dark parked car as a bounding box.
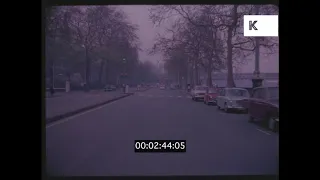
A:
[110,85,116,90]
[104,84,116,91]
[237,87,279,132]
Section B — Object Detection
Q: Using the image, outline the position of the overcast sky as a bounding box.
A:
[121,5,279,73]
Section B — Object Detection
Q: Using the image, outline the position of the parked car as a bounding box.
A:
[170,84,176,90]
[136,84,141,90]
[110,85,116,91]
[216,88,250,113]
[191,86,208,101]
[159,84,166,90]
[237,87,279,132]
[203,87,219,105]
[104,85,112,91]
[104,84,116,91]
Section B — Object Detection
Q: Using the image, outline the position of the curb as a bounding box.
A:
[46,93,134,124]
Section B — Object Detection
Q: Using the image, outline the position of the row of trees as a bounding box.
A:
[46,6,158,90]
[149,5,278,88]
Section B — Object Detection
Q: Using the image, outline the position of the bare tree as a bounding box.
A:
[45,6,142,89]
[149,5,226,87]
[149,5,278,88]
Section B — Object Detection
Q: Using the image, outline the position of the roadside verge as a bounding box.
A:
[46,93,134,124]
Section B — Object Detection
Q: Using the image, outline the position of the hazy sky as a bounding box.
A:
[121,5,279,73]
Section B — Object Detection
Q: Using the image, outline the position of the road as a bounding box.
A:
[46,88,279,176]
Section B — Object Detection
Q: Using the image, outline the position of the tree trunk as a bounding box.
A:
[189,63,194,87]
[226,28,235,88]
[105,60,109,85]
[186,63,189,85]
[85,48,91,89]
[207,67,213,88]
[195,65,199,85]
[98,60,105,87]
[226,5,238,88]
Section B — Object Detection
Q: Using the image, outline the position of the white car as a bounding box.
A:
[191,86,208,101]
[159,85,165,90]
[216,88,250,113]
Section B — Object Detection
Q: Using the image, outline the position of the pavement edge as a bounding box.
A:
[46,93,134,124]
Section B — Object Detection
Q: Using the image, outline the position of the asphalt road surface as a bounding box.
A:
[46,88,279,176]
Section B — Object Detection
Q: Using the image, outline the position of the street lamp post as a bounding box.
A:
[252,5,264,88]
[121,58,129,93]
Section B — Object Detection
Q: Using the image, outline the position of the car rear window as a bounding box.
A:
[195,86,206,90]
[227,89,249,97]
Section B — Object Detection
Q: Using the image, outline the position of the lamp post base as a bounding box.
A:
[252,78,264,89]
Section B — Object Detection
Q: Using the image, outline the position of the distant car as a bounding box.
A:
[104,85,116,91]
[237,87,279,132]
[170,84,176,90]
[191,86,208,101]
[216,88,250,113]
[110,85,116,90]
[104,85,112,91]
[159,85,165,90]
[204,88,219,105]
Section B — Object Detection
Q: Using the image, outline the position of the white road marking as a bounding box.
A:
[169,96,173,97]
[256,128,271,135]
[177,96,182,98]
[46,100,120,129]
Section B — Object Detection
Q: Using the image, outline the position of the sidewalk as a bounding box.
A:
[45,89,103,98]
[46,89,133,123]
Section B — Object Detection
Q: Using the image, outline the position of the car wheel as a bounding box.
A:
[224,103,229,113]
